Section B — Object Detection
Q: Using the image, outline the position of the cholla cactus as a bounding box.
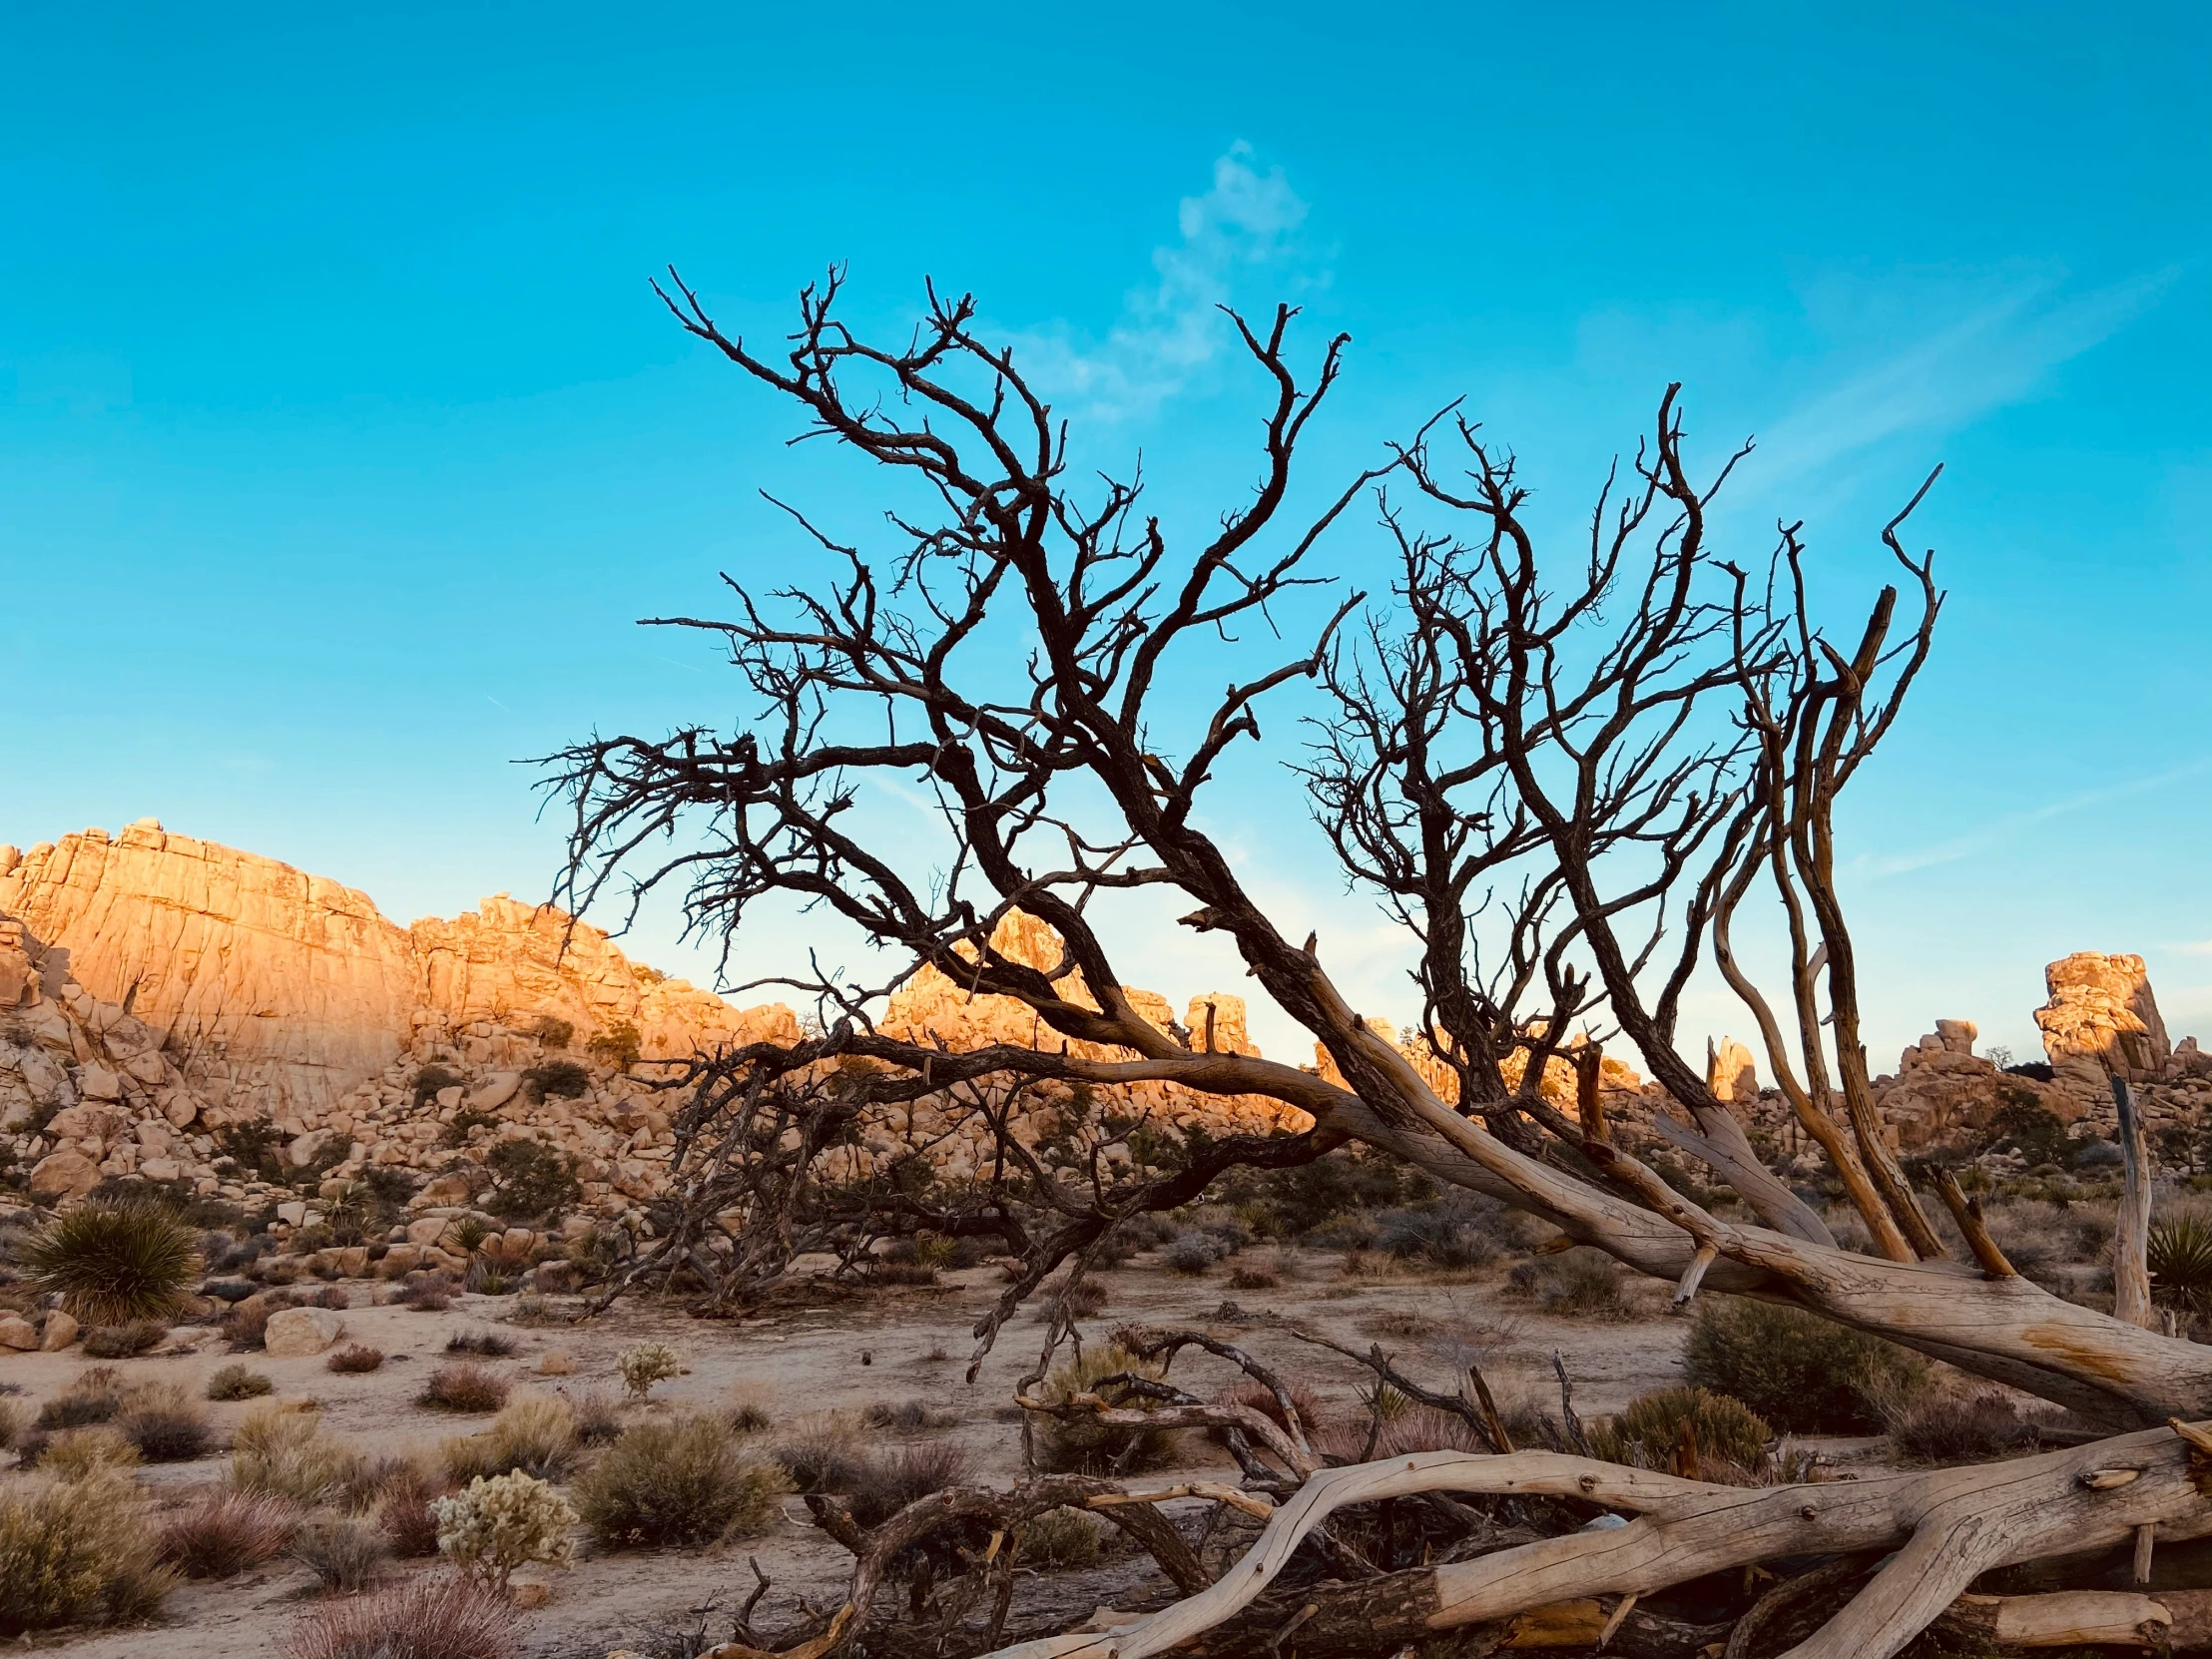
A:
[617,1341,682,1400]
[430,1470,578,1591]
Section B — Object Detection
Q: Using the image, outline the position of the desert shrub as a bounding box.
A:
[1033,1345,1176,1474]
[531,1015,575,1050]
[439,1108,501,1150]
[443,1215,492,1255]
[1227,1264,1281,1291]
[1503,1248,1628,1316]
[586,1022,641,1069]
[40,1425,141,1479]
[35,1366,128,1429]
[1983,1097,2074,1169]
[410,1064,465,1109]
[1212,1379,1329,1442]
[207,1363,275,1401]
[520,1059,591,1102]
[158,1489,297,1578]
[1591,1386,1772,1478]
[20,1200,200,1325]
[858,1397,952,1432]
[1017,1506,1103,1569]
[725,1387,774,1432]
[399,1275,455,1313]
[419,1365,510,1413]
[114,1384,214,1461]
[2150,1214,2212,1314]
[771,1423,863,1494]
[1683,1298,1928,1434]
[567,1388,624,1445]
[618,1341,682,1400]
[293,1515,388,1593]
[374,1464,451,1557]
[1162,1233,1222,1275]
[83,1318,168,1359]
[223,1296,276,1348]
[443,1393,577,1483]
[846,1441,970,1529]
[431,1471,578,1590]
[1043,1279,1110,1322]
[444,1328,517,1358]
[325,1343,384,1375]
[0,1399,24,1453]
[1315,1401,1488,1463]
[0,1468,172,1635]
[572,1417,792,1548]
[1207,1146,1437,1240]
[1375,1195,1503,1269]
[312,1283,350,1309]
[231,1404,370,1506]
[1888,1391,2047,1464]
[463,1256,518,1296]
[282,1571,516,1659]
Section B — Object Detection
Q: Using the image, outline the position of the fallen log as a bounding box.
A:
[979,1426,2212,1659]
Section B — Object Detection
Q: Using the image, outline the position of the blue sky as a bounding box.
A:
[3,2,2208,1072]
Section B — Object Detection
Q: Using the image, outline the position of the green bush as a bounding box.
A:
[482,1140,580,1222]
[0,1469,173,1635]
[585,1023,641,1070]
[571,1417,791,1548]
[521,1060,591,1101]
[1682,1298,1927,1433]
[1503,1249,1628,1316]
[2150,1215,2212,1314]
[20,1200,200,1325]
[207,1364,275,1401]
[410,1065,465,1110]
[1033,1345,1177,1474]
[1590,1386,1771,1476]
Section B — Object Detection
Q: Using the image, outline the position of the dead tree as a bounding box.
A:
[546,270,2212,1658]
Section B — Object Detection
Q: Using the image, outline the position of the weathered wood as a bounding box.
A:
[2114,1074,2153,1329]
[978,1428,2212,1659]
[1941,1589,2169,1648]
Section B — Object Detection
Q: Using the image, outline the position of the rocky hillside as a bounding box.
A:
[0,824,1305,1222]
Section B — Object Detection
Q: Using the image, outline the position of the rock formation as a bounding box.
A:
[2035,951,2174,1107]
[0,826,1310,1223]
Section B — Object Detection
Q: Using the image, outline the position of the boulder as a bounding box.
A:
[28,1149,100,1200]
[0,1315,38,1351]
[469,1073,521,1111]
[39,1311,79,1351]
[264,1307,346,1357]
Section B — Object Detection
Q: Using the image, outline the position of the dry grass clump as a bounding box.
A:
[34,1365,129,1430]
[845,1441,971,1529]
[158,1489,298,1578]
[19,1200,200,1326]
[1042,1279,1110,1321]
[1032,1345,1177,1474]
[1590,1386,1772,1480]
[280,1571,517,1659]
[39,1424,142,1479]
[1211,1379,1330,1442]
[397,1273,457,1313]
[231,1403,370,1506]
[223,1296,276,1349]
[1683,1297,1928,1433]
[1887,1390,2049,1465]
[0,1468,173,1635]
[443,1329,516,1358]
[565,1388,624,1446]
[572,1416,792,1548]
[326,1344,384,1374]
[1017,1506,1104,1569]
[858,1397,954,1432]
[293,1515,389,1592]
[442,1392,578,1483]
[374,1463,454,1557]
[724,1384,774,1432]
[114,1383,215,1462]
[207,1363,276,1401]
[418,1364,511,1413]
[772,1419,865,1494]
[1502,1248,1629,1316]
[1227,1264,1281,1291]
[82,1319,168,1359]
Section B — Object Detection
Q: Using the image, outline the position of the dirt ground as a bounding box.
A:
[11,1247,1722,1659]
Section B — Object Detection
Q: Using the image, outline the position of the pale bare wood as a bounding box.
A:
[978,1427,2212,1659]
[2114,1074,2153,1329]
[1947,1590,2170,1647]
[1933,1168,2016,1278]
[2134,1521,2155,1585]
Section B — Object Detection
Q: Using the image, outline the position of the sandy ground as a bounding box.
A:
[8,1248,1701,1658]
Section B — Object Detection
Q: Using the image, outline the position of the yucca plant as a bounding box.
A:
[2150,1215,2212,1314]
[21,1200,201,1325]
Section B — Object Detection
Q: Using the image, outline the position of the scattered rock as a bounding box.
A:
[264,1307,346,1357]
[40,1312,79,1351]
[0,1315,39,1351]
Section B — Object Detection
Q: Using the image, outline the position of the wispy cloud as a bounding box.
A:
[2167,939,2212,957]
[1855,754,2212,877]
[1008,145,1320,421]
[1750,266,2177,490]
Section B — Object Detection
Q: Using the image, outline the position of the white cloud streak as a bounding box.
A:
[1749,266,2177,491]
[1007,145,1318,421]
[1854,754,2212,877]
